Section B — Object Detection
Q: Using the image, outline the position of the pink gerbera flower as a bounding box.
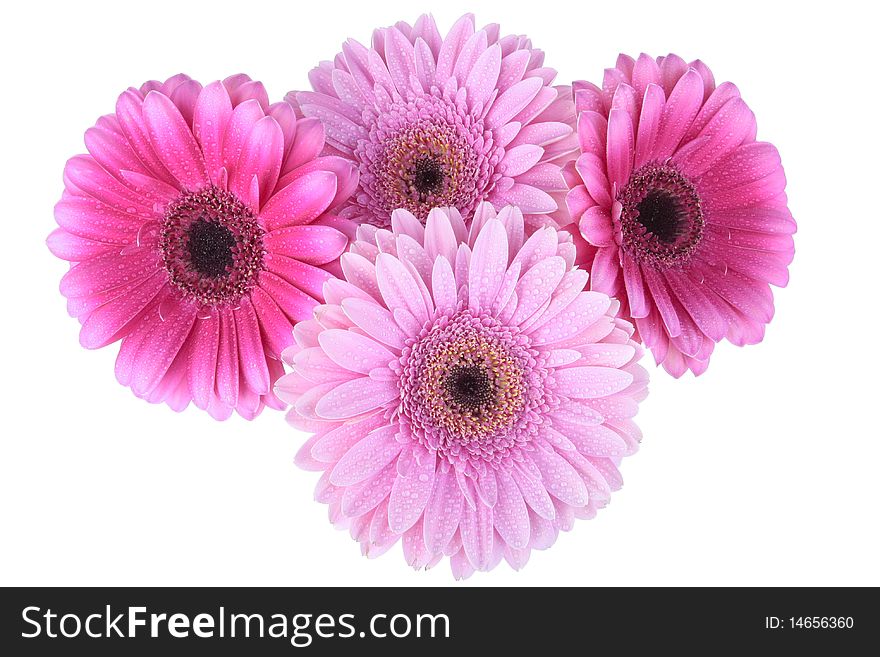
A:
[276,203,648,578]
[289,13,577,231]
[564,54,796,376]
[48,74,357,419]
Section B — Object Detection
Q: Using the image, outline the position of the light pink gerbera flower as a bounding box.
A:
[276,202,648,578]
[48,74,357,419]
[289,13,577,231]
[564,54,796,376]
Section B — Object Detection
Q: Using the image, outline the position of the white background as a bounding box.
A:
[1,0,877,587]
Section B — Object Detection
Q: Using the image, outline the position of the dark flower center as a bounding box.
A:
[357,94,492,227]
[160,187,264,307]
[635,190,684,244]
[618,163,704,266]
[443,364,494,411]
[412,157,445,198]
[187,219,236,277]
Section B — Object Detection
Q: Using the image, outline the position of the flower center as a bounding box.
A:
[412,156,445,197]
[355,93,498,227]
[618,163,704,266]
[395,310,557,469]
[160,187,264,307]
[443,364,494,410]
[186,219,236,277]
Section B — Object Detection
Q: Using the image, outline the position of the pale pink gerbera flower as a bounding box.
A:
[48,74,357,419]
[289,13,577,231]
[564,54,796,376]
[276,202,648,578]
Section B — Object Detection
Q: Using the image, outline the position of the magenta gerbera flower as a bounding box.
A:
[48,74,357,419]
[289,13,577,231]
[276,202,648,578]
[563,54,796,376]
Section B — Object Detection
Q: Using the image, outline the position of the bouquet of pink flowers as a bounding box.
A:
[47,14,795,578]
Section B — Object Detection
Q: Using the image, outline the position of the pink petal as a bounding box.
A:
[684,81,741,143]
[315,376,400,420]
[589,246,621,296]
[284,117,326,175]
[248,284,294,358]
[574,153,612,208]
[213,309,239,407]
[258,271,318,324]
[292,347,355,383]
[459,497,494,570]
[435,13,475,83]
[142,91,209,191]
[221,99,264,177]
[494,469,530,549]
[388,451,436,533]
[468,219,509,312]
[342,462,397,518]
[622,256,649,318]
[376,253,430,325]
[579,206,614,247]
[658,54,689,96]
[233,296,271,395]
[193,81,233,186]
[500,144,544,178]
[312,414,388,463]
[568,424,629,458]
[47,228,116,261]
[329,424,402,485]
[264,253,332,301]
[63,155,153,213]
[642,265,682,336]
[465,42,502,109]
[340,298,406,350]
[576,111,607,156]
[530,291,611,346]
[186,312,219,409]
[631,54,661,102]
[663,269,727,342]
[424,207,460,264]
[634,83,665,170]
[485,77,543,129]
[264,225,348,265]
[298,102,364,151]
[84,124,148,179]
[674,98,756,178]
[319,329,395,374]
[114,90,176,187]
[130,299,197,396]
[78,272,166,348]
[652,69,704,161]
[60,246,158,299]
[554,366,634,399]
[531,447,588,507]
[422,468,463,554]
[511,256,566,326]
[511,467,556,520]
[229,115,283,208]
[260,171,338,231]
[495,183,557,213]
[512,121,572,148]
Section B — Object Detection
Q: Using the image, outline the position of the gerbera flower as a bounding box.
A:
[48,74,357,419]
[276,203,648,578]
[564,54,796,376]
[289,13,577,231]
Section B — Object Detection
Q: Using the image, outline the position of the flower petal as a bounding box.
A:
[142,91,209,190]
[329,424,402,485]
[388,451,436,533]
[315,376,400,420]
